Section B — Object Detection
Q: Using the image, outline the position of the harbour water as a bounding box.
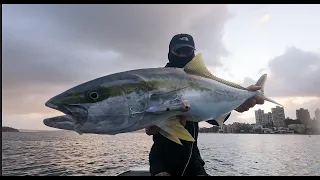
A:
[2,131,319,176]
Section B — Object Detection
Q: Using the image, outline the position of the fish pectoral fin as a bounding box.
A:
[146,100,191,114]
[157,117,195,145]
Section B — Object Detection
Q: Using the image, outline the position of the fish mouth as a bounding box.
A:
[45,100,88,125]
[43,115,76,131]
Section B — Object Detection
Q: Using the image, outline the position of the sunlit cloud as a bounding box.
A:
[257,14,270,27]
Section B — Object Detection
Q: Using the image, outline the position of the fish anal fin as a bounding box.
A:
[74,124,83,135]
[216,113,230,127]
[157,117,195,145]
[184,53,246,90]
[159,129,182,145]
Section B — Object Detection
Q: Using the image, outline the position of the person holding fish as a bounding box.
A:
[44,32,278,176]
[146,33,265,176]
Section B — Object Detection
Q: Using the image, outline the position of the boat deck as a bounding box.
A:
[117,170,151,176]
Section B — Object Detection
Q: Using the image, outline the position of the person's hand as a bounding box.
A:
[145,126,160,135]
[145,116,187,135]
[177,115,187,127]
[235,85,265,113]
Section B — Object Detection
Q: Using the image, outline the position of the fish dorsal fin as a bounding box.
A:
[184,53,247,90]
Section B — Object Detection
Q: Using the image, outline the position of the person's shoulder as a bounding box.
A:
[165,62,178,68]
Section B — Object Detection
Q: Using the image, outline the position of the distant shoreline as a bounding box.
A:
[2,127,68,133]
[2,131,319,135]
[2,126,19,132]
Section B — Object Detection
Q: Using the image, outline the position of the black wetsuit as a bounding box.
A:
[148,61,231,176]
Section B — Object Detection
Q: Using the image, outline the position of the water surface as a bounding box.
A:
[2,132,319,176]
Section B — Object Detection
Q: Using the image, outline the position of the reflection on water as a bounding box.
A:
[198,134,320,176]
[2,132,320,176]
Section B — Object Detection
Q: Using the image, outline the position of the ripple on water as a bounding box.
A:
[2,132,320,176]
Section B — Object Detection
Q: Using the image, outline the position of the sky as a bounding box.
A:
[2,4,320,130]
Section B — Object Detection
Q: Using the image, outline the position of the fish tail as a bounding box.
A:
[255,74,267,93]
[255,74,285,108]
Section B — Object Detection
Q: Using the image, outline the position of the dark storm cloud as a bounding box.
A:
[242,47,320,97]
[2,4,231,115]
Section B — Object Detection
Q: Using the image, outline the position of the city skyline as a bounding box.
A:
[256,106,319,120]
[315,108,320,121]
[255,106,319,127]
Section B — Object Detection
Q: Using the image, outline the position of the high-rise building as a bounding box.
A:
[315,108,320,121]
[265,112,273,126]
[271,106,286,127]
[261,113,272,127]
[255,109,273,127]
[262,113,268,126]
[296,108,311,125]
[255,109,264,125]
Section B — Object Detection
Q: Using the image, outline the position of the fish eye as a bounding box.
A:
[89,92,99,100]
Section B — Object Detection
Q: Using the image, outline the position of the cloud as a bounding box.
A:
[257,14,270,27]
[214,46,320,127]
[227,47,320,126]
[2,4,231,128]
[281,97,320,119]
[250,4,270,12]
[242,47,320,98]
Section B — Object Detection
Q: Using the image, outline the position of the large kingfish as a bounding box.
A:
[44,53,282,145]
